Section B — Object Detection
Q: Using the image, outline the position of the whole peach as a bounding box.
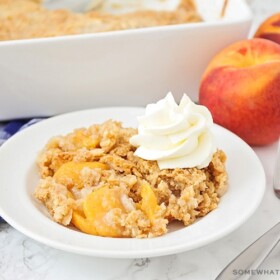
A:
[254,13,280,45]
[199,38,280,146]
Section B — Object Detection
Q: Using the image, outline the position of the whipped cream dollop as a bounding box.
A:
[129,92,217,170]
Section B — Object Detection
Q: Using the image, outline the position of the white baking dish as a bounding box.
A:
[0,0,252,120]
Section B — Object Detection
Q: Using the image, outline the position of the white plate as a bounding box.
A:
[0,107,265,258]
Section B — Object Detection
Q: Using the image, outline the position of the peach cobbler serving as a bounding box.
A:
[35,93,228,238]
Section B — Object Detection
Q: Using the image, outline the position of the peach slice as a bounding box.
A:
[83,186,126,237]
[67,190,97,234]
[54,161,107,189]
[70,183,160,237]
[72,130,99,149]
[140,183,160,222]
[71,211,98,235]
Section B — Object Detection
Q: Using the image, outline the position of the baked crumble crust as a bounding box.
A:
[0,0,201,41]
[35,120,228,238]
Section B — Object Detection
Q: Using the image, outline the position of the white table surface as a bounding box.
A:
[1,1,280,280]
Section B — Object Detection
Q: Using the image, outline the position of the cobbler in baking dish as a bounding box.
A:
[0,0,201,41]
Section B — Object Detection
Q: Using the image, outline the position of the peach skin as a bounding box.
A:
[199,38,280,146]
[254,13,280,45]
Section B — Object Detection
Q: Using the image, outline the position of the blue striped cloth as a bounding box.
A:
[0,119,43,223]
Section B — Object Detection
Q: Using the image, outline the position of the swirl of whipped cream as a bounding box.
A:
[129,92,216,169]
